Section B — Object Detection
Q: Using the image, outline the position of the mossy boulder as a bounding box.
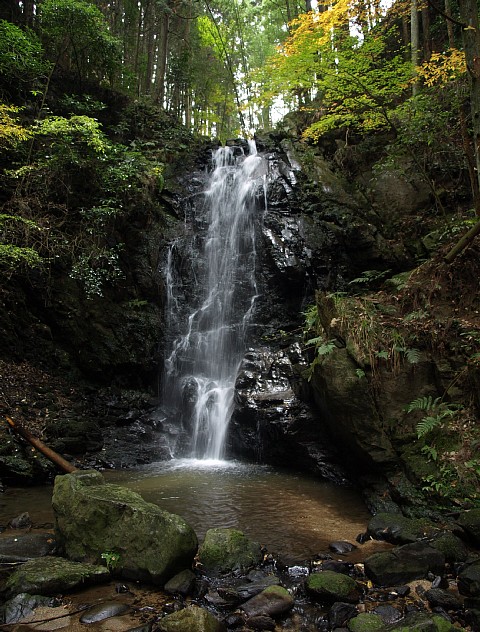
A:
[367,512,440,544]
[197,528,263,575]
[52,470,198,585]
[157,604,226,632]
[305,570,361,603]
[4,556,109,597]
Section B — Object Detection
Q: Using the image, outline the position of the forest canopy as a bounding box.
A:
[1,0,480,276]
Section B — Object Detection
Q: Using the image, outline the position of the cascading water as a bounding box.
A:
[163,141,267,460]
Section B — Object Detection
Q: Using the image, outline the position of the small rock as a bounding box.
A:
[458,561,480,598]
[364,542,445,586]
[329,541,357,555]
[0,593,51,624]
[367,513,439,544]
[373,604,402,624]
[328,601,358,628]
[79,600,130,623]
[245,614,276,630]
[157,604,226,632]
[425,588,462,610]
[241,585,294,618]
[8,513,32,529]
[321,560,354,575]
[164,569,196,596]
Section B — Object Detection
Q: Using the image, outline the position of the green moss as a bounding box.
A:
[197,528,262,574]
[306,570,359,602]
[348,613,384,631]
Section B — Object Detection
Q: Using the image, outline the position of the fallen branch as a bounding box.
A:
[444,219,480,263]
[4,415,77,474]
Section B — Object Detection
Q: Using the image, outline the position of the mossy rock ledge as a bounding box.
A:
[52,470,198,585]
[4,556,109,597]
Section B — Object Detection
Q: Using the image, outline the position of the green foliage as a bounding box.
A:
[101,550,120,572]
[40,0,121,82]
[0,244,43,269]
[406,395,460,439]
[57,95,107,116]
[70,245,124,298]
[0,214,44,271]
[0,21,51,89]
[406,395,442,413]
[0,105,31,148]
[349,269,392,288]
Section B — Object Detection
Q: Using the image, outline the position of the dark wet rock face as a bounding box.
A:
[229,345,347,483]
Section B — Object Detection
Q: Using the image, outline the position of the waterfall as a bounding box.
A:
[163,141,267,460]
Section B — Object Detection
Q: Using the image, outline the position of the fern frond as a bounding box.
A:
[316,341,336,356]
[305,336,323,347]
[416,414,443,438]
[406,395,441,413]
[405,348,421,364]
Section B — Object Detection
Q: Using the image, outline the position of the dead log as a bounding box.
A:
[444,219,480,263]
[4,415,77,474]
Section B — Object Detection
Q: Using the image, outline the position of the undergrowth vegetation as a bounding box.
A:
[303,243,480,508]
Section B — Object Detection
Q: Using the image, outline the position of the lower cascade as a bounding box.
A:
[163,141,267,460]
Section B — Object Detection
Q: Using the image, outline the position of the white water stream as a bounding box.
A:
[163,142,267,460]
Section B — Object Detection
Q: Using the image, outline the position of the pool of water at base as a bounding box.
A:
[0,459,371,563]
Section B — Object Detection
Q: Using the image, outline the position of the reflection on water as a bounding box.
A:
[105,459,370,561]
[0,460,370,562]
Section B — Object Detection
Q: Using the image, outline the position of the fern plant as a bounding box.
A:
[405,396,461,439]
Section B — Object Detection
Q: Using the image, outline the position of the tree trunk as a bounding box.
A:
[459,0,480,209]
[154,11,169,106]
[444,0,455,47]
[422,5,431,61]
[411,0,420,95]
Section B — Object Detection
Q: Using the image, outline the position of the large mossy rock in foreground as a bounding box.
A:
[197,528,263,575]
[52,470,198,585]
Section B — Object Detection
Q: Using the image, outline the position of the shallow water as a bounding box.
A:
[0,460,370,562]
[105,459,370,562]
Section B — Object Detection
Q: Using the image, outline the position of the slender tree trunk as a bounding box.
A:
[422,6,431,61]
[155,11,169,106]
[459,0,480,209]
[411,0,420,95]
[444,0,455,48]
